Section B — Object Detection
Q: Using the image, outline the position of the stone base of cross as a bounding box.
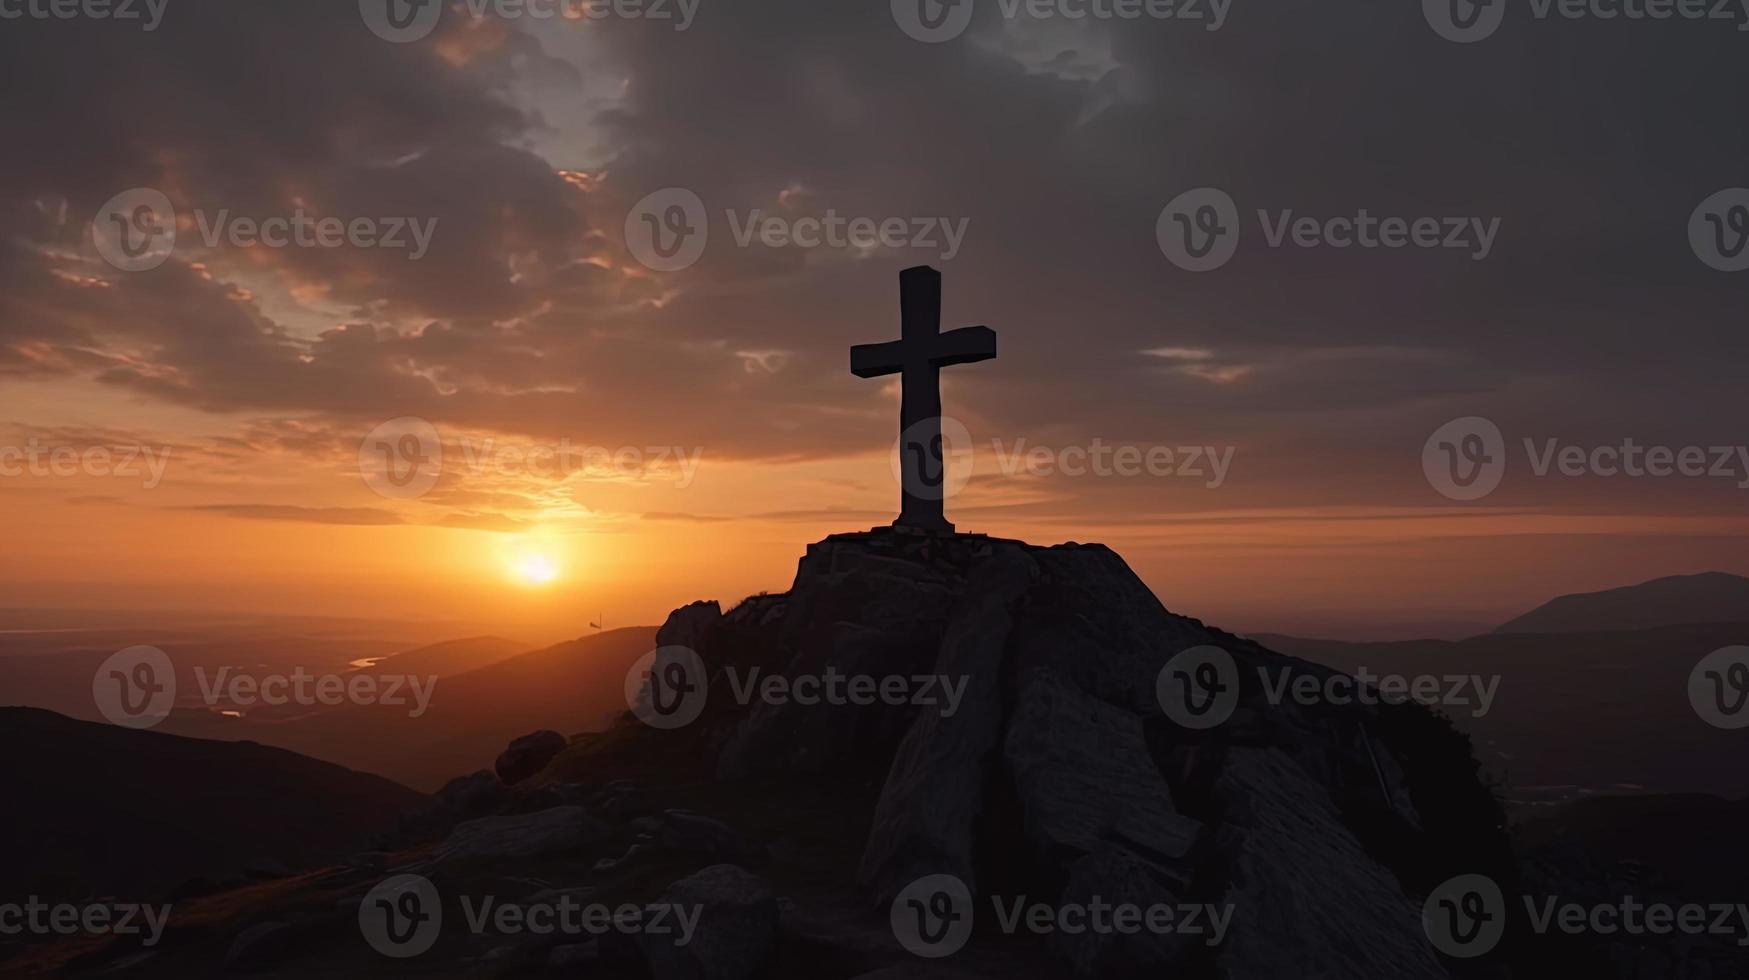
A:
[850,266,996,533]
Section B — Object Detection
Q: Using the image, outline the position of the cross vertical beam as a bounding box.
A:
[850,266,997,533]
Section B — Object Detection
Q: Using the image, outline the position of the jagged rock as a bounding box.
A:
[712,536,974,780]
[431,805,611,868]
[659,809,759,860]
[495,730,568,785]
[503,780,592,815]
[404,770,508,836]
[591,780,653,822]
[1046,844,1200,976]
[594,842,652,875]
[579,530,1511,978]
[223,921,297,973]
[658,600,724,650]
[343,852,388,873]
[549,940,601,969]
[638,864,778,980]
[859,544,1037,900]
[1211,748,1445,980]
[1004,666,1200,880]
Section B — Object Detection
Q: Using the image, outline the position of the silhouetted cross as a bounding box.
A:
[851,266,996,532]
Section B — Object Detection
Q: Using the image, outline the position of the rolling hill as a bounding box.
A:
[158,627,659,791]
[0,707,422,901]
[1264,621,1749,803]
[1493,571,1749,634]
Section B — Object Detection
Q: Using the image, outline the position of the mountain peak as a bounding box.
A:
[584,530,1510,977]
[1494,571,1749,635]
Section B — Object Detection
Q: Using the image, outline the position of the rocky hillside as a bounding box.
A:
[549,529,1519,978]
[38,530,1735,977]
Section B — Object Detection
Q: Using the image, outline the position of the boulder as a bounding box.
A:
[1046,844,1200,976]
[659,809,759,860]
[638,864,778,980]
[494,730,568,785]
[223,921,297,973]
[576,530,1513,978]
[1210,748,1445,980]
[658,600,723,651]
[858,544,1037,900]
[404,769,508,836]
[1004,667,1200,878]
[431,805,611,868]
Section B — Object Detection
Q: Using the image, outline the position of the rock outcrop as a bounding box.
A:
[617,528,1512,979]
[494,729,568,785]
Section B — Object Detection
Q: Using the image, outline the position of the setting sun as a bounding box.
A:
[509,552,561,586]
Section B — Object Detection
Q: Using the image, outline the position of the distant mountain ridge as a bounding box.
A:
[357,634,526,677]
[159,626,659,791]
[1493,571,1749,634]
[0,707,421,901]
[1263,620,1749,801]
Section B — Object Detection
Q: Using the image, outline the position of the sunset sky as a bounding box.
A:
[3,1,1747,642]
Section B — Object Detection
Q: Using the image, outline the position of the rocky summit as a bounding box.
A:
[25,530,1543,978]
[568,528,1520,978]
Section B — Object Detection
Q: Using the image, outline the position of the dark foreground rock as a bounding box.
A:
[602,529,1519,979]
[638,864,779,980]
[495,729,569,785]
[44,529,1698,979]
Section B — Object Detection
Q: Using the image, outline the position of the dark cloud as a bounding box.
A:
[1,0,1745,516]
